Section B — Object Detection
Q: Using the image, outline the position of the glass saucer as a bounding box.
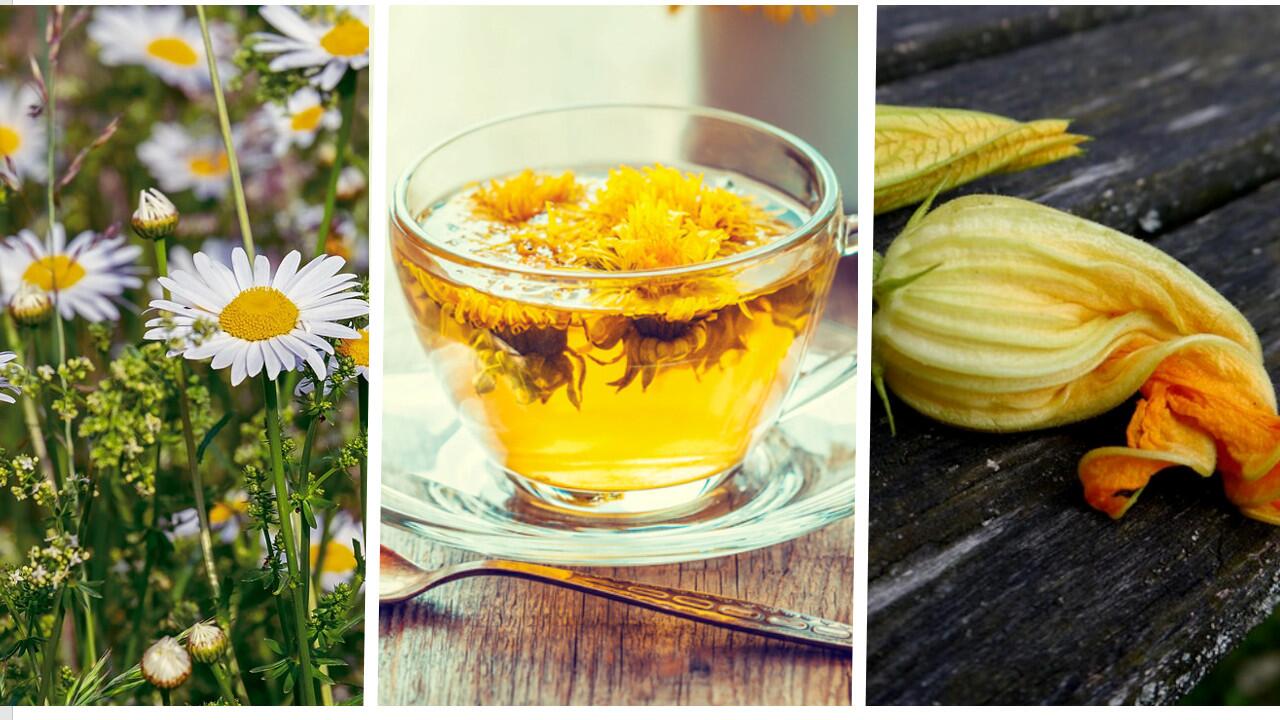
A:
[381,321,855,566]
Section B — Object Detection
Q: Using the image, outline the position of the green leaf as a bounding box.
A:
[196,411,235,464]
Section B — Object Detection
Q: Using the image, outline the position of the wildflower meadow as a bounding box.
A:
[0,5,369,705]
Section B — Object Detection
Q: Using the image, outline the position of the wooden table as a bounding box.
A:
[871,6,1280,705]
[379,257,856,706]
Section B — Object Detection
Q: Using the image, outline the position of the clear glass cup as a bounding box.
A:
[391,104,853,515]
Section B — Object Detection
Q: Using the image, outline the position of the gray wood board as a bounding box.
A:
[877,5,1157,84]
[875,6,1280,248]
[871,6,1280,705]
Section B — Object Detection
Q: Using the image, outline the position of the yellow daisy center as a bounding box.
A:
[146,37,199,67]
[189,152,229,178]
[23,255,85,292]
[0,125,21,156]
[290,105,326,132]
[311,539,358,574]
[337,328,369,367]
[320,18,369,57]
[218,287,299,341]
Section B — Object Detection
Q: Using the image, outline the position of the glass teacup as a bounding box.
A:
[391,104,853,515]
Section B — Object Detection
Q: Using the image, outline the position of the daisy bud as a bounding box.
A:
[186,621,228,663]
[8,282,52,327]
[141,636,192,689]
[335,166,366,201]
[876,195,1280,523]
[132,188,179,240]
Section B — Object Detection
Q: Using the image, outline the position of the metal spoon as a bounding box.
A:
[380,545,853,651]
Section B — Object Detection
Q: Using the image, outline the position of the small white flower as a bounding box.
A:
[0,80,46,183]
[0,352,17,405]
[88,6,236,95]
[141,636,191,689]
[267,87,340,156]
[311,511,362,592]
[0,224,143,322]
[145,247,368,386]
[252,6,370,91]
[137,122,270,201]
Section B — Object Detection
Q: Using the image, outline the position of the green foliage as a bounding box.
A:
[0,4,368,706]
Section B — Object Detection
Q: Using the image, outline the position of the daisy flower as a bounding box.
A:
[0,80,46,183]
[267,87,340,156]
[252,6,370,91]
[87,6,236,95]
[311,511,362,592]
[0,352,19,405]
[0,225,143,322]
[295,326,369,396]
[166,489,249,544]
[137,122,271,200]
[144,247,368,387]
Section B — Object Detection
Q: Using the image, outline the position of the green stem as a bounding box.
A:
[2,316,55,482]
[262,377,315,705]
[161,687,171,706]
[212,661,238,705]
[314,72,359,258]
[74,475,98,669]
[358,377,367,529]
[40,591,65,704]
[39,6,75,481]
[196,6,254,257]
[125,468,160,668]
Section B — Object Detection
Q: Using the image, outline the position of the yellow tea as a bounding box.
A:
[393,165,835,494]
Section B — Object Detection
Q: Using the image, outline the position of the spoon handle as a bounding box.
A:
[452,559,854,651]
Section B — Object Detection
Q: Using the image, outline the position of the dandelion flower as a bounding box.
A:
[311,511,362,592]
[0,80,46,183]
[0,351,19,405]
[141,636,191,689]
[0,225,142,322]
[138,122,269,201]
[267,87,340,156]
[145,247,368,386]
[252,6,370,91]
[88,6,235,95]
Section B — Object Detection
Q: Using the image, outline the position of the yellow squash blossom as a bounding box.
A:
[874,194,1280,523]
[875,105,1089,214]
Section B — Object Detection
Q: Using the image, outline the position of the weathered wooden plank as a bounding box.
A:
[380,521,853,705]
[868,179,1280,705]
[877,5,1157,85]
[876,6,1280,246]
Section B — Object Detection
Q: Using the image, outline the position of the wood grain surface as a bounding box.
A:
[871,6,1280,705]
[380,257,856,706]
